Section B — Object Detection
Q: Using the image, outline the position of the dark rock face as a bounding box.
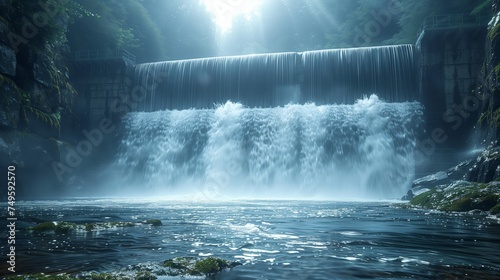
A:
[0,80,19,128]
[0,1,76,197]
[0,131,22,167]
[0,44,16,76]
[467,147,500,182]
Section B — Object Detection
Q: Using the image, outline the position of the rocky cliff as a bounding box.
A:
[0,0,77,196]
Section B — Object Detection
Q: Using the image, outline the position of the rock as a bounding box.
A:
[410,179,500,213]
[0,21,10,46]
[406,160,474,199]
[0,43,15,76]
[33,55,52,87]
[467,147,500,182]
[162,257,241,276]
[0,130,23,167]
[31,82,56,112]
[144,219,162,226]
[0,79,19,128]
[15,133,65,197]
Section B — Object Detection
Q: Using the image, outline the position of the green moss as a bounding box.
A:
[32,221,56,232]
[490,204,500,214]
[193,257,229,275]
[136,271,157,280]
[25,105,61,129]
[55,222,77,234]
[410,188,444,208]
[489,22,500,42]
[144,219,162,226]
[445,197,473,211]
[163,257,240,276]
[410,180,500,213]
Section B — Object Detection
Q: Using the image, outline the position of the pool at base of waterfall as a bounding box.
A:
[4,199,500,279]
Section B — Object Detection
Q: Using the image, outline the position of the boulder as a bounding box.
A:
[404,159,474,199]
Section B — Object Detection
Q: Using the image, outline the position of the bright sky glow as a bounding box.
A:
[200,0,263,33]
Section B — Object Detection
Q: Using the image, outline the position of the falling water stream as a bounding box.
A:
[114,96,423,200]
[133,45,416,110]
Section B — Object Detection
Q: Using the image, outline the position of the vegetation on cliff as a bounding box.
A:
[477,0,500,143]
[410,180,500,214]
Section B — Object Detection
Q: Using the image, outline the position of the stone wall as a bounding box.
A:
[70,57,135,129]
[416,26,487,174]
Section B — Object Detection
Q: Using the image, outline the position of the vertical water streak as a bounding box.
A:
[133,45,416,111]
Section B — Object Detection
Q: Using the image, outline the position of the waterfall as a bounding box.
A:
[114,95,423,199]
[133,45,416,111]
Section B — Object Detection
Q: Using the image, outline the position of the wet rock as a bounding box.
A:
[406,160,474,199]
[33,55,52,87]
[143,219,162,226]
[0,130,22,166]
[0,80,19,128]
[0,43,15,76]
[409,180,500,214]
[162,256,241,276]
[467,147,500,183]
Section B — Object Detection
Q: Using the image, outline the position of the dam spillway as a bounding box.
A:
[133,44,416,111]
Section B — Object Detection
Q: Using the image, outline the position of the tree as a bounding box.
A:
[67,0,165,63]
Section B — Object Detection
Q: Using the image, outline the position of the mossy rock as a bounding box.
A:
[144,219,162,226]
[136,271,157,280]
[55,222,76,234]
[410,188,444,209]
[410,180,500,214]
[31,221,56,232]
[194,257,231,275]
[163,257,240,276]
[490,204,500,214]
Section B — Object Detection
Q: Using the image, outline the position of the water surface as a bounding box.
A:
[2,199,499,279]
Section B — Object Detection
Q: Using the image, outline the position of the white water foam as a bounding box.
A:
[114,95,423,199]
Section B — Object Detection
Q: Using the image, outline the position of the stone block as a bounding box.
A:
[90,98,107,109]
[455,65,471,79]
[444,66,455,80]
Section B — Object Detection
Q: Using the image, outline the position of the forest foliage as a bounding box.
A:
[59,0,492,62]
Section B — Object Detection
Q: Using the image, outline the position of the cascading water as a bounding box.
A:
[133,45,416,111]
[114,95,423,199]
